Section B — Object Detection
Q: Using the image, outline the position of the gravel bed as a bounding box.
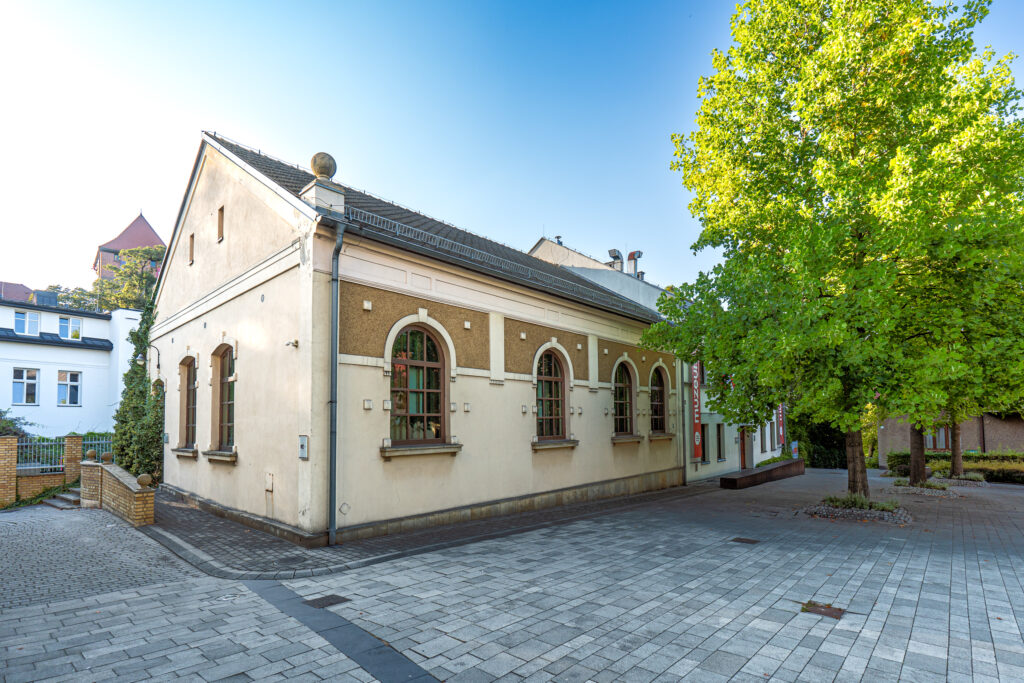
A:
[884,485,961,499]
[932,477,989,488]
[803,504,912,525]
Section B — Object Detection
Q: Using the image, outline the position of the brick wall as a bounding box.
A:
[64,435,82,484]
[79,461,155,526]
[17,473,66,499]
[0,436,16,507]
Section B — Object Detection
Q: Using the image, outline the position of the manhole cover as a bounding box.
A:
[731,537,760,544]
[802,601,844,619]
[303,594,351,608]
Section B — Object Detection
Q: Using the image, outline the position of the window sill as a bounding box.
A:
[57,405,82,408]
[648,433,674,441]
[202,449,237,464]
[173,447,198,459]
[380,443,462,462]
[611,435,644,444]
[717,458,727,462]
[11,403,39,407]
[532,439,579,452]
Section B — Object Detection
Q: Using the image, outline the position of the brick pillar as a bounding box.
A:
[80,461,101,508]
[0,436,16,507]
[64,435,82,485]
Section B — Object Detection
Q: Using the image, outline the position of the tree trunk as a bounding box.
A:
[910,424,926,486]
[846,430,869,497]
[951,418,963,478]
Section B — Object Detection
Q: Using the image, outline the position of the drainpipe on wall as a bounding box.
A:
[328,222,346,546]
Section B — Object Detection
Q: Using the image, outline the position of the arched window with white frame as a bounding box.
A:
[614,363,634,435]
[390,326,446,444]
[536,350,566,440]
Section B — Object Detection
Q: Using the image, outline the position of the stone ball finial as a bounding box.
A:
[85,449,96,461]
[311,152,337,180]
[101,452,113,463]
[137,473,153,487]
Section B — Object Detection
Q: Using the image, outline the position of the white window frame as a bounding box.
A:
[14,311,40,336]
[12,368,39,405]
[57,370,82,407]
[59,316,83,340]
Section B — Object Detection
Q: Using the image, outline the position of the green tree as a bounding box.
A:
[112,303,163,477]
[94,245,165,311]
[0,407,32,437]
[44,284,98,311]
[644,0,1024,496]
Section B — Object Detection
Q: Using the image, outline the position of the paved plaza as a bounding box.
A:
[3,469,1024,681]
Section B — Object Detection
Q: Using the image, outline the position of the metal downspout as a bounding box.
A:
[329,223,346,545]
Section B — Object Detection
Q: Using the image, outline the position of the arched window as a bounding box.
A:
[650,369,666,433]
[217,348,235,450]
[391,326,444,444]
[536,351,565,440]
[614,364,634,435]
[179,358,197,449]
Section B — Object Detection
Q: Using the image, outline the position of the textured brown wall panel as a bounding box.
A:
[597,339,676,388]
[503,319,589,380]
[339,282,490,369]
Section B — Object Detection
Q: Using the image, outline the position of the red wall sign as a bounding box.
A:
[692,362,703,460]
[777,404,785,445]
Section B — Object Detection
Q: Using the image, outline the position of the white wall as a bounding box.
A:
[0,305,140,436]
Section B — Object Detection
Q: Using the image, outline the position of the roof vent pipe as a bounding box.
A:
[608,249,623,271]
[627,250,643,277]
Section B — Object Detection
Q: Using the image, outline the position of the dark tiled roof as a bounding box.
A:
[0,328,113,351]
[207,134,660,324]
[0,299,112,320]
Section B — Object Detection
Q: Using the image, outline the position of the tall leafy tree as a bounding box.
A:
[112,303,163,477]
[93,245,165,311]
[44,284,98,311]
[645,0,1024,496]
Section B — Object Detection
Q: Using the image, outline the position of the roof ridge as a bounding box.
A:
[206,131,539,261]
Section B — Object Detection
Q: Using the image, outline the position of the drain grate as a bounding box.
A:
[302,594,351,609]
[731,537,760,544]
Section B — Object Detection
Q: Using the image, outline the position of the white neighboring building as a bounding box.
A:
[0,298,140,436]
[529,238,784,480]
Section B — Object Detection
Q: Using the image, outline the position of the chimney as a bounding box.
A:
[627,250,643,277]
[607,249,623,271]
[300,152,345,214]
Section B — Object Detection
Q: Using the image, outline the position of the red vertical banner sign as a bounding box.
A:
[692,362,703,460]
[777,404,785,445]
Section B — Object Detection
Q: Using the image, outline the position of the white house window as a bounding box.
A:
[13,368,39,405]
[59,317,82,340]
[14,311,40,336]
[57,371,82,406]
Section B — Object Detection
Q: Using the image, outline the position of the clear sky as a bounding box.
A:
[1,0,1021,292]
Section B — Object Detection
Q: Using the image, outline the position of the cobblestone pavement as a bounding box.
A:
[145,482,722,578]
[3,469,1024,682]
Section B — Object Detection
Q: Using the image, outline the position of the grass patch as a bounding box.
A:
[893,479,948,490]
[756,454,799,467]
[0,479,78,511]
[822,493,899,512]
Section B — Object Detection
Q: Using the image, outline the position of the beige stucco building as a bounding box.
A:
[151,133,778,545]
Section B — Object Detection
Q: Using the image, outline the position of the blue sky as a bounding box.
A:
[1,0,1021,291]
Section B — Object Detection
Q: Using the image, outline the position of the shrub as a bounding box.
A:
[894,479,948,490]
[0,407,32,437]
[865,453,879,469]
[757,454,798,467]
[822,493,899,512]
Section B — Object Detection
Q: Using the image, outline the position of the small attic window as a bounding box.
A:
[217,206,224,242]
[189,233,195,265]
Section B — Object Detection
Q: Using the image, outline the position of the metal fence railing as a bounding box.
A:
[82,438,113,460]
[17,437,65,474]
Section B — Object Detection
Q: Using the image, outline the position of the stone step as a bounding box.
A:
[55,491,81,504]
[68,487,81,495]
[42,497,79,510]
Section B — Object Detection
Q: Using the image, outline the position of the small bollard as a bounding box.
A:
[101,452,113,463]
[137,473,153,487]
[85,449,96,461]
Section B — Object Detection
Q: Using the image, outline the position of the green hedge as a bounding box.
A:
[886,451,1024,483]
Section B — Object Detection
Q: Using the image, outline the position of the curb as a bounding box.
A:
[141,480,721,580]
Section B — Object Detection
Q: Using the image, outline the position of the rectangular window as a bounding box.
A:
[700,423,710,463]
[770,420,776,449]
[189,233,195,265]
[58,316,82,340]
[760,425,766,452]
[182,361,197,448]
[219,351,235,450]
[217,206,225,242]
[57,370,81,406]
[12,368,38,405]
[717,423,725,461]
[14,311,40,336]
